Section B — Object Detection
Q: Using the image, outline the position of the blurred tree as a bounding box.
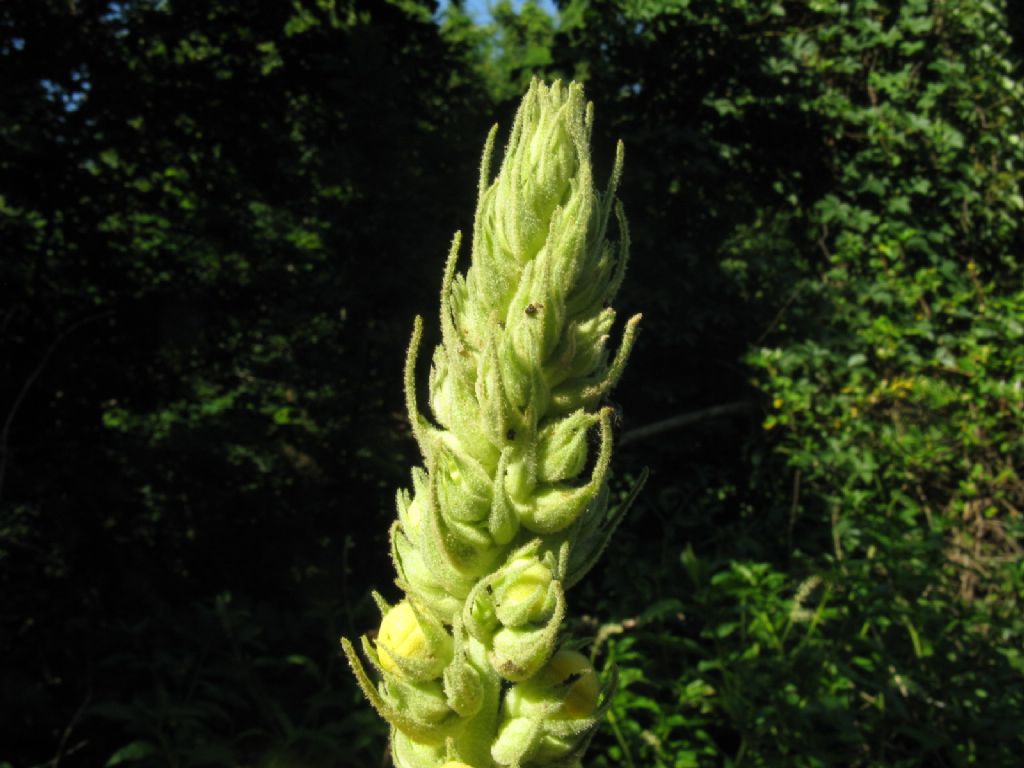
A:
[555,1,1024,765]
[1,0,492,763]
[442,0,559,101]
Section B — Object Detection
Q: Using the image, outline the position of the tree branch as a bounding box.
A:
[0,311,113,503]
[619,401,754,447]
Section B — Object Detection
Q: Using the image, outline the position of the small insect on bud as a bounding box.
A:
[606,400,625,442]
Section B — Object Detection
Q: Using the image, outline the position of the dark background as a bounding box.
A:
[2,1,1023,766]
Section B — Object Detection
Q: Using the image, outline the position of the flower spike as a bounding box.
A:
[342,79,641,767]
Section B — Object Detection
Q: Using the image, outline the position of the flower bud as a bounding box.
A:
[462,543,565,683]
[396,468,430,533]
[491,651,602,766]
[437,451,491,526]
[520,650,599,720]
[494,556,556,627]
[429,349,496,463]
[442,622,485,718]
[536,409,598,484]
[490,718,539,767]
[377,601,453,680]
[491,80,587,263]
[487,449,520,545]
[391,526,465,622]
[475,330,510,446]
[503,450,536,506]
[562,308,616,381]
[391,729,444,768]
[491,625,553,682]
[384,676,452,726]
[428,345,455,429]
[518,409,613,534]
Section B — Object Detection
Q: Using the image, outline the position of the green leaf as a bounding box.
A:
[105,741,158,766]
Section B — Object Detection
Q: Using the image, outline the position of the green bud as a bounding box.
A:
[487,449,520,546]
[536,409,599,484]
[551,308,616,387]
[475,330,511,447]
[443,620,485,718]
[396,467,430,533]
[437,442,493,525]
[517,409,613,534]
[391,523,464,622]
[384,675,453,727]
[494,554,556,627]
[392,730,444,768]
[491,624,557,682]
[463,543,566,683]
[428,354,499,464]
[490,718,539,767]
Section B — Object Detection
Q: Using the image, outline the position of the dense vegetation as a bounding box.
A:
[2,1,1021,766]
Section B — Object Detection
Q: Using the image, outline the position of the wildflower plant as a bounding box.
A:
[342,80,642,768]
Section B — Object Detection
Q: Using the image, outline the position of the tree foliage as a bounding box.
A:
[2,0,487,763]
[561,1,1024,765]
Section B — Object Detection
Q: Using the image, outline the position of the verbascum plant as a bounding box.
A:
[342,79,642,768]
